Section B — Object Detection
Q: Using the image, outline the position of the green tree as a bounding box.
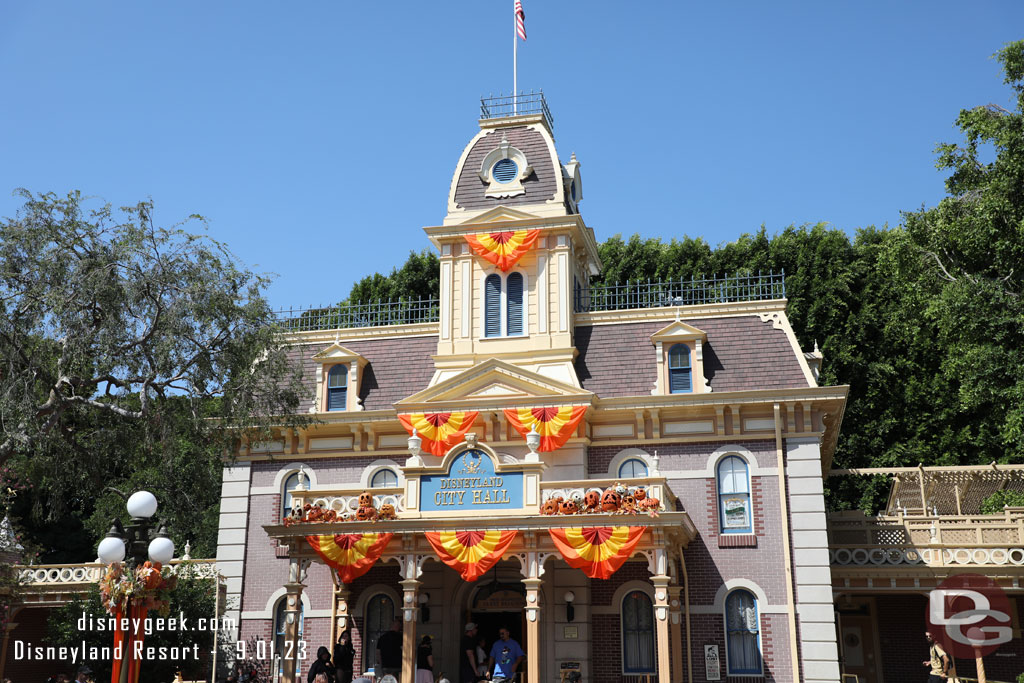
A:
[0,190,309,559]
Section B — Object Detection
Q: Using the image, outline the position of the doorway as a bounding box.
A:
[837,597,882,683]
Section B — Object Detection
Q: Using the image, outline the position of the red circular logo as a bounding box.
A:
[925,573,1012,659]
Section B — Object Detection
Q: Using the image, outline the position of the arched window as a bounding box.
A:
[718,456,751,533]
[506,272,524,336]
[327,364,348,411]
[621,590,655,674]
[725,589,761,675]
[370,468,399,488]
[485,274,502,338]
[274,595,304,673]
[668,344,692,393]
[618,458,648,479]
[364,593,396,671]
[282,471,302,521]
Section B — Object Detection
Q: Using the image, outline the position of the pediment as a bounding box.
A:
[650,320,707,344]
[395,358,592,411]
[311,343,367,365]
[460,206,540,225]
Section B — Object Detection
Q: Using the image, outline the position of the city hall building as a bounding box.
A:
[217,94,849,683]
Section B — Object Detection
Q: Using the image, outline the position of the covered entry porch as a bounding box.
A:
[264,513,697,683]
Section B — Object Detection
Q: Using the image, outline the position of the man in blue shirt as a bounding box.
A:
[486,627,524,683]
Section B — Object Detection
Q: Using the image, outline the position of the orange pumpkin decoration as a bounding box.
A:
[541,499,559,515]
[601,488,621,512]
[358,491,374,508]
[639,497,661,513]
[379,504,397,520]
[357,506,378,521]
[584,490,601,512]
[633,487,647,502]
[621,494,637,513]
[559,498,578,515]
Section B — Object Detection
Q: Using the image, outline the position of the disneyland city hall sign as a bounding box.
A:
[420,449,523,511]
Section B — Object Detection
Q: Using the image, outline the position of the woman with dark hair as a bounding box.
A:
[334,629,356,683]
[308,645,338,683]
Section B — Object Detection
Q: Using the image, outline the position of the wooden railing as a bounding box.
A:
[828,509,1024,568]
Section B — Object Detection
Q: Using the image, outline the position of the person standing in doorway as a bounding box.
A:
[486,627,524,683]
[922,631,952,682]
[377,618,404,681]
[460,622,480,683]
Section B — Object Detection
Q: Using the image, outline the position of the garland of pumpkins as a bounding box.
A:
[541,483,661,517]
[284,484,662,526]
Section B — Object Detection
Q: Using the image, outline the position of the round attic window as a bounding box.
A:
[492,158,518,183]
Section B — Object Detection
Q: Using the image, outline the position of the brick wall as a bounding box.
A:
[250,456,393,489]
[586,440,776,477]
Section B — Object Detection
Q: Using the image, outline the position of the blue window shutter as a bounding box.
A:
[668,344,692,393]
[327,364,348,411]
[485,274,501,337]
[507,272,524,336]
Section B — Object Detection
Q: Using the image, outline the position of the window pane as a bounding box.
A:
[364,594,395,671]
[618,459,648,478]
[622,591,655,674]
[282,472,300,521]
[274,596,303,673]
[718,457,749,494]
[669,367,692,393]
[726,591,761,674]
[327,386,347,411]
[327,364,348,388]
[507,272,524,336]
[485,274,501,337]
[371,469,398,488]
[668,344,690,369]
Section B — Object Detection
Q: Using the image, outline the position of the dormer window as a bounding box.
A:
[668,344,692,394]
[478,136,532,198]
[311,343,368,413]
[649,321,711,395]
[484,272,526,338]
[327,364,348,411]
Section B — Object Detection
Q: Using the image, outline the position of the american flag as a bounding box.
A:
[515,0,526,41]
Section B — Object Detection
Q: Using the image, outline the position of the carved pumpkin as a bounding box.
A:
[322,509,338,522]
[541,499,559,515]
[559,498,578,515]
[379,504,397,520]
[601,488,621,512]
[357,506,377,521]
[358,491,374,508]
[584,490,601,512]
[633,487,647,502]
[639,497,661,514]
[621,494,637,513]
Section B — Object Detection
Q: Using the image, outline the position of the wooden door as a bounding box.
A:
[840,614,880,683]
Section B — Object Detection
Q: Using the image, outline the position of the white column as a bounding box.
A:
[216,462,251,646]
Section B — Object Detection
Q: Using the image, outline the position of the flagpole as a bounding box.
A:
[513,0,518,115]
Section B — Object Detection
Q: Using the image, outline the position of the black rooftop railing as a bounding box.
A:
[274,272,785,333]
[273,297,440,333]
[480,91,554,129]
[574,271,786,313]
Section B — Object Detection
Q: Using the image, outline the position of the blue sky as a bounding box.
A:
[1,2,1021,309]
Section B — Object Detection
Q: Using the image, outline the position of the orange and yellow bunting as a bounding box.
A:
[548,527,646,580]
[503,406,588,452]
[306,533,393,583]
[424,530,518,581]
[398,412,479,457]
[464,229,541,272]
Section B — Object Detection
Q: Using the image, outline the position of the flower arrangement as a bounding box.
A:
[99,560,178,616]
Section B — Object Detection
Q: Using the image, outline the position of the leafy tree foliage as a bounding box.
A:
[0,191,308,559]
[346,249,439,303]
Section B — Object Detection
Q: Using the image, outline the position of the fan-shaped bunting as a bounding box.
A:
[464,229,541,272]
[424,530,518,581]
[504,406,588,452]
[306,533,393,583]
[398,412,479,457]
[548,526,646,580]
